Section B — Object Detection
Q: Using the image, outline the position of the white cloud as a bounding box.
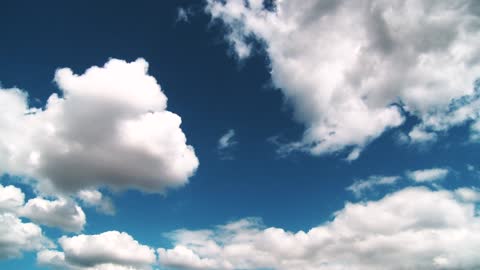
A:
[407,168,449,182]
[159,187,480,270]
[0,58,199,194]
[38,231,156,270]
[21,197,86,232]
[0,213,51,259]
[77,190,115,215]
[347,175,400,197]
[0,184,25,213]
[206,0,480,159]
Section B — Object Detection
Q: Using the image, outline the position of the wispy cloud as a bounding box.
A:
[217,129,237,160]
[347,175,400,197]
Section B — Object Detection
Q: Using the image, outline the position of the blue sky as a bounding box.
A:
[1,1,480,270]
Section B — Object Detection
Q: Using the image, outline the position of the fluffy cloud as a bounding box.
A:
[347,175,400,197]
[0,213,51,259]
[38,231,156,270]
[206,0,480,159]
[0,58,198,193]
[21,197,86,232]
[159,187,480,270]
[0,184,25,213]
[407,168,449,182]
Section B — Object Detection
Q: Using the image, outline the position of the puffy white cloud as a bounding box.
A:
[0,184,25,213]
[38,231,156,270]
[0,213,51,259]
[21,197,86,232]
[77,190,115,215]
[347,175,400,197]
[159,187,480,270]
[206,0,480,159]
[0,58,199,193]
[407,168,449,182]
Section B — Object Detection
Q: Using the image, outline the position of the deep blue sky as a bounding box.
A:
[1,1,479,269]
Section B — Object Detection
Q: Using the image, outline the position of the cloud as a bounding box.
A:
[77,190,115,215]
[0,213,51,259]
[0,58,199,194]
[38,231,156,270]
[455,187,480,203]
[347,175,400,197]
[217,129,237,160]
[206,0,480,159]
[21,197,86,233]
[0,184,25,213]
[176,7,192,23]
[159,187,480,270]
[407,168,449,182]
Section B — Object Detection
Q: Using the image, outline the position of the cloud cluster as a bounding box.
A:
[0,184,86,234]
[38,231,156,270]
[0,213,51,259]
[158,187,480,270]
[0,184,52,259]
[0,58,199,194]
[206,0,480,159]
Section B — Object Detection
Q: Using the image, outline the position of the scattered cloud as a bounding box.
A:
[159,187,480,270]
[217,129,237,159]
[0,58,199,194]
[21,197,86,233]
[347,175,400,197]
[38,231,156,270]
[206,0,480,159]
[407,168,449,182]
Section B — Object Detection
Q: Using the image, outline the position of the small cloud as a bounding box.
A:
[347,175,400,197]
[176,7,192,23]
[77,189,115,216]
[217,129,237,160]
[345,147,362,162]
[407,168,449,182]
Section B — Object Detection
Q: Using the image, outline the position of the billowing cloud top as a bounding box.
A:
[0,58,199,193]
[206,0,480,159]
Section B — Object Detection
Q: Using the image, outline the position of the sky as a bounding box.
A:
[1,0,480,269]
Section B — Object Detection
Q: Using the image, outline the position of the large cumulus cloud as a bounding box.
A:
[206,0,480,159]
[0,58,199,193]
